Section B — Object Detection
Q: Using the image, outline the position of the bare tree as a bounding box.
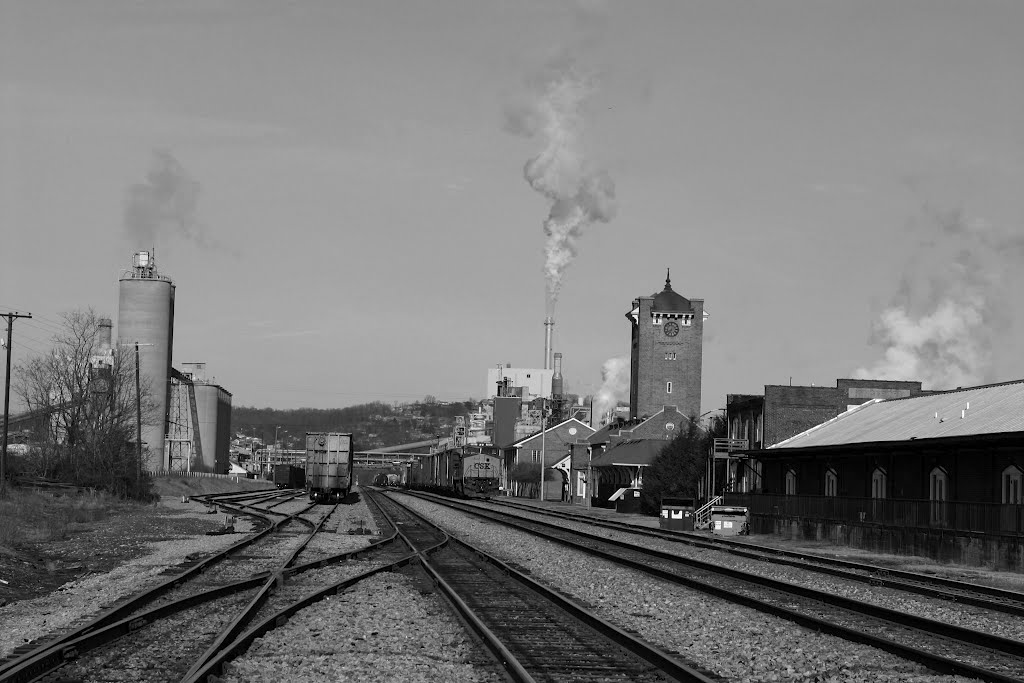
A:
[13,310,156,498]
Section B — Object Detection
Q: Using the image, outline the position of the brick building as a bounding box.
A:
[627,272,705,420]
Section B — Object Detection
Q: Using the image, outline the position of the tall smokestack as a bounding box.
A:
[552,352,563,398]
[543,316,554,370]
[97,318,113,354]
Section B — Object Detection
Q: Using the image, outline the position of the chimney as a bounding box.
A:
[552,352,564,399]
[543,316,554,370]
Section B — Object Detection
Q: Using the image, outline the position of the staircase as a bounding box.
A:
[694,496,723,529]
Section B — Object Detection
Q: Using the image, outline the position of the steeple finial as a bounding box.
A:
[664,268,672,291]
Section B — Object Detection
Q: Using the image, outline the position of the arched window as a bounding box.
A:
[1002,465,1023,504]
[824,469,838,497]
[929,466,948,526]
[785,468,797,496]
[871,468,887,499]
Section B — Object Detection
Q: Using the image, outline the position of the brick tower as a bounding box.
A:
[627,271,704,420]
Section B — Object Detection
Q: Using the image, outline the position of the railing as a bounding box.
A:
[694,495,723,529]
[147,469,244,480]
[723,493,1024,536]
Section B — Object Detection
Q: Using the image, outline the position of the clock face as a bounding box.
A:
[664,321,680,337]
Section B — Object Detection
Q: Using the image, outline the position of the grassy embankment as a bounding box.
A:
[0,476,274,548]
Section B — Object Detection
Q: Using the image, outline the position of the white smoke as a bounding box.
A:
[853,209,1024,388]
[506,59,616,311]
[591,355,629,427]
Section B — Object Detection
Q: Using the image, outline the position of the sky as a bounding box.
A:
[2,1,1023,416]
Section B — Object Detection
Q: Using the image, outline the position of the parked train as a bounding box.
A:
[273,464,305,490]
[372,473,401,487]
[305,432,354,503]
[458,451,501,496]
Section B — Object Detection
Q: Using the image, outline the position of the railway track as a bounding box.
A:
[404,491,1024,683]
[491,497,1024,619]
[368,490,722,683]
[0,490,373,683]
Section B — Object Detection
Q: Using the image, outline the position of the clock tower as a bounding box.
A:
[626,271,705,420]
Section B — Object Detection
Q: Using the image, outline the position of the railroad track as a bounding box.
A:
[0,490,375,683]
[405,492,1024,683]
[490,497,1024,618]
[369,490,722,683]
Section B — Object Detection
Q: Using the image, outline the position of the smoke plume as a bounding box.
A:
[591,356,629,427]
[853,209,1024,388]
[124,150,202,248]
[506,59,616,311]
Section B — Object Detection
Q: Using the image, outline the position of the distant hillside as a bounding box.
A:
[231,400,477,451]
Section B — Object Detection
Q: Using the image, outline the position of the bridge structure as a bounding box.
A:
[354,436,453,469]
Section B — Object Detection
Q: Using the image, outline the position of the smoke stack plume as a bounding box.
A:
[592,356,629,428]
[124,149,202,248]
[506,59,616,313]
[853,208,1024,388]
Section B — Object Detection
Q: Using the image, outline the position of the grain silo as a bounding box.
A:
[117,251,174,472]
[181,362,233,473]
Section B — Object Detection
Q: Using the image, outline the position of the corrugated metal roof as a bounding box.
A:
[770,380,1024,449]
[590,439,666,467]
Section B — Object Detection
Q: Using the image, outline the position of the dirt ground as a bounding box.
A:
[0,476,275,608]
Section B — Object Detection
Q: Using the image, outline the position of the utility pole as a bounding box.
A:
[119,342,153,485]
[134,342,142,483]
[2,311,32,496]
[539,398,546,502]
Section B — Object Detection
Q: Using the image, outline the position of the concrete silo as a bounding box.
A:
[182,362,233,473]
[117,251,175,472]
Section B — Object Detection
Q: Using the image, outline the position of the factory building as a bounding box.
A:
[115,251,232,474]
[181,362,233,473]
[117,251,175,471]
[627,272,705,421]
[486,365,553,401]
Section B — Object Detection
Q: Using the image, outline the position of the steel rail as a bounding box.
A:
[0,491,307,681]
[417,493,1024,683]
[377,491,723,683]
[0,575,268,683]
[490,497,1024,616]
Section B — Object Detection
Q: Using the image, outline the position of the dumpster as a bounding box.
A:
[710,505,749,536]
[660,497,695,531]
[609,487,643,514]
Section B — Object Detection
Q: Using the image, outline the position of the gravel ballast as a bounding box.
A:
[395,493,983,683]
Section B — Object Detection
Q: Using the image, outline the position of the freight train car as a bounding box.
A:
[305,432,354,503]
[459,452,501,496]
[273,464,306,490]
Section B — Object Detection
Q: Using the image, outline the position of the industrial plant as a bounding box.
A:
[115,250,232,474]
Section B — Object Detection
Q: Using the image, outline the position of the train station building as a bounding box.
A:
[723,379,1024,568]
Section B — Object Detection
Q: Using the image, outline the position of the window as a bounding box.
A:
[531,449,541,463]
[666,381,672,394]
[929,466,948,526]
[576,471,586,496]
[785,469,797,496]
[824,469,838,497]
[664,352,676,361]
[1003,466,1022,504]
[871,468,887,499]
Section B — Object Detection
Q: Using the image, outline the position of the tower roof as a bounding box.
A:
[652,270,692,313]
